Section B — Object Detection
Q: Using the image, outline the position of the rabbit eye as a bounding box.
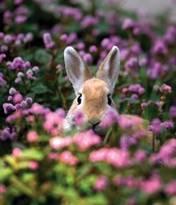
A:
[107,94,112,105]
[77,93,82,105]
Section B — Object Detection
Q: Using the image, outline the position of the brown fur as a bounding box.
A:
[82,78,108,121]
[67,78,109,122]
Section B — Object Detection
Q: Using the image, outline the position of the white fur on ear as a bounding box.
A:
[64,46,91,93]
[96,46,120,92]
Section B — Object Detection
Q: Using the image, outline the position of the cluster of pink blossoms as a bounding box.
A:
[50,130,101,151]
[150,139,176,167]
[43,109,65,136]
[89,147,130,168]
[58,151,78,166]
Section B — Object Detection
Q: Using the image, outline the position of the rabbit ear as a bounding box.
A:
[64,46,92,93]
[96,46,120,93]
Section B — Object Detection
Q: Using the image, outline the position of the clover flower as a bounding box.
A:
[43,109,65,136]
[43,33,55,49]
[0,127,16,140]
[0,53,6,63]
[81,16,98,28]
[128,84,145,95]
[160,84,172,94]
[89,148,130,168]
[169,106,176,118]
[122,18,135,30]
[73,130,101,151]
[28,161,39,170]
[94,176,108,191]
[7,57,31,70]
[50,137,72,150]
[165,181,176,196]
[3,103,16,114]
[125,57,138,71]
[99,108,119,128]
[118,115,143,130]
[150,139,176,167]
[113,176,139,188]
[27,131,39,143]
[140,174,162,194]
[152,39,168,55]
[0,184,6,194]
[59,151,78,166]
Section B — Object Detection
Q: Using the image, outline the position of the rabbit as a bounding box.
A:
[63,46,119,130]
[63,45,153,144]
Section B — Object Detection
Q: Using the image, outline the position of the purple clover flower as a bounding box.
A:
[7,57,31,70]
[89,45,97,53]
[128,84,145,95]
[149,118,161,134]
[0,127,16,141]
[148,62,166,80]
[152,39,168,55]
[122,18,135,30]
[160,120,174,129]
[120,135,137,150]
[0,53,6,63]
[83,53,92,63]
[9,87,17,95]
[81,16,98,28]
[43,33,55,49]
[169,106,176,118]
[3,103,16,114]
[125,57,138,71]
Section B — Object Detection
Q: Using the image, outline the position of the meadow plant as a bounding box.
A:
[0,0,176,204]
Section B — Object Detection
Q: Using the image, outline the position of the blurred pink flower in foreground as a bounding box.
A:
[118,115,143,129]
[99,108,118,128]
[0,184,6,194]
[27,131,38,143]
[151,139,176,167]
[113,176,139,188]
[43,109,65,136]
[59,151,78,166]
[28,161,39,170]
[50,137,72,149]
[29,103,49,115]
[73,130,101,151]
[106,148,130,167]
[134,150,147,162]
[89,148,109,162]
[6,110,23,122]
[165,181,176,196]
[12,147,22,157]
[140,174,162,194]
[89,148,130,168]
[73,111,85,126]
[48,152,59,160]
[94,176,108,191]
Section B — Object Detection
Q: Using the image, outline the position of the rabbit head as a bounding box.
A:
[64,46,120,130]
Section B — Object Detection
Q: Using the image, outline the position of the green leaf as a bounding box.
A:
[86,194,107,205]
[21,173,35,183]
[0,167,12,182]
[31,83,50,94]
[21,149,44,161]
[35,49,52,64]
